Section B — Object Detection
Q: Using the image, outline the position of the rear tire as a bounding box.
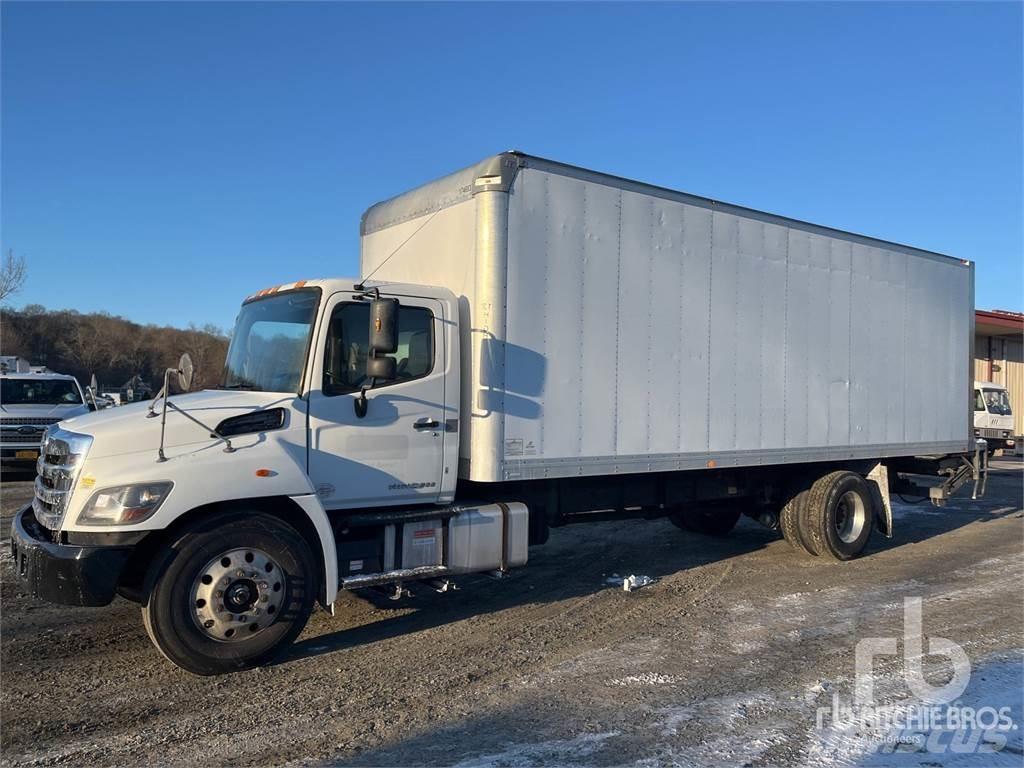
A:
[779,486,815,556]
[141,511,317,675]
[669,503,743,536]
[802,471,873,561]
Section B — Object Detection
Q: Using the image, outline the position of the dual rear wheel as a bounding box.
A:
[672,470,875,561]
[780,471,873,561]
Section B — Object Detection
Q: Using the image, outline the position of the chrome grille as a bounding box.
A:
[32,427,92,530]
[0,417,58,444]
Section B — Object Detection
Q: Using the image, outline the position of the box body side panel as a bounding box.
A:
[359,161,972,483]
[500,166,971,480]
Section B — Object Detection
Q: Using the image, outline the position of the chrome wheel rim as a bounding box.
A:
[191,548,285,642]
[835,490,867,544]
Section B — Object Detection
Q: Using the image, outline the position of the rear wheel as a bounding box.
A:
[802,471,873,561]
[141,511,317,675]
[779,486,815,556]
[669,502,743,536]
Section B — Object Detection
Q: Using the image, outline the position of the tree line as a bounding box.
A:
[1,304,230,394]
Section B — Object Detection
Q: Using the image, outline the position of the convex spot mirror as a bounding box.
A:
[176,353,194,391]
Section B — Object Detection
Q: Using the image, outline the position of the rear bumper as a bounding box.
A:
[9,504,133,607]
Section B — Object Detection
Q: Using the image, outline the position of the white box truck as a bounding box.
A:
[12,152,986,674]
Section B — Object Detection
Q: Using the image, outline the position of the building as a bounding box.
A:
[975,309,1024,428]
[0,356,31,373]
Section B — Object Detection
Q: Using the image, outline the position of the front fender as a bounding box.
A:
[64,431,340,606]
[289,494,338,608]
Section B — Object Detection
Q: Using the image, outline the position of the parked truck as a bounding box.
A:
[11,152,986,675]
[973,381,1015,452]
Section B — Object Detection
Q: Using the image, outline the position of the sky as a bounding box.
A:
[2,1,1021,332]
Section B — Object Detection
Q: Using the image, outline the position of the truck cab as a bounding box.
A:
[9,279,527,675]
[224,280,461,508]
[1,372,91,463]
[973,381,1015,452]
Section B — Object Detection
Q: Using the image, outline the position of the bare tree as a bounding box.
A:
[0,250,27,302]
[181,323,228,390]
[57,317,112,377]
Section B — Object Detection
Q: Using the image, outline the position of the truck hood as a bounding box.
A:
[1,402,90,420]
[59,390,301,460]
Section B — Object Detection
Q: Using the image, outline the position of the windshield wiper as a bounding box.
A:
[221,382,260,390]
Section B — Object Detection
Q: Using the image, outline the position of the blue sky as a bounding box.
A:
[2,1,1021,331]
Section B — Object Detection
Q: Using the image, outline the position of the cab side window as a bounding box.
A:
[323,303,433,396]
[974,389,985,412]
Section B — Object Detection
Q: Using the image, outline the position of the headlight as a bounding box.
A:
[78,482,173,525]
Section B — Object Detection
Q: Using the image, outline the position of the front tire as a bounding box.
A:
[141,511,317,675]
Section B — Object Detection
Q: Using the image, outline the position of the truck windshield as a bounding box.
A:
[1,378,82,405]
[982,388,1012,416]
[222,289,320,393]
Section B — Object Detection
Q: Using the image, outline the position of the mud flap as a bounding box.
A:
[866,462,893,538]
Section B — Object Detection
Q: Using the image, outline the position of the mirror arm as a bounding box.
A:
[154,368,172,461]
[352,284,380,300]
[148,357,227,461]
[166,402,235,454]
[354,376,376,419]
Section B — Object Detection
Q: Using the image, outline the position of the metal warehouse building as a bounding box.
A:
[975,309,1024,428]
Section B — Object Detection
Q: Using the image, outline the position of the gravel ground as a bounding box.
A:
[1,459,1022,767]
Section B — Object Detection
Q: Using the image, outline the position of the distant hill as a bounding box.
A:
[0,304,229,394]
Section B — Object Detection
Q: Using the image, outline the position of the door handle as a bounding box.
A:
[413,419,441,430]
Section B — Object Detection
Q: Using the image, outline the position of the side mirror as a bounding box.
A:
[369,298,399,354]
[87,401,97,412]
[354,355,397,418]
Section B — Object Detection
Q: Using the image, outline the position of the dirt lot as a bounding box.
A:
[1,459,1022,767]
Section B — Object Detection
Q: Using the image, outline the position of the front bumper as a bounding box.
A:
[9,504,133,607]
[976,428,1014,446]
[1,443,42,461]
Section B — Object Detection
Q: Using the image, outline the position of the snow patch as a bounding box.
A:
[451,731,618,768]
[607,673,678,687]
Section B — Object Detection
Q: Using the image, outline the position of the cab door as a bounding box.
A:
[307,291,447,509]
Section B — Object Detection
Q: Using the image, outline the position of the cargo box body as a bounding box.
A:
[361,153,974,483]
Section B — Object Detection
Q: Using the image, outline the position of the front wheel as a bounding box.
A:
[141,511,317,675]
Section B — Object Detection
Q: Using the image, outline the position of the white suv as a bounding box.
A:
[1,373,92,463]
